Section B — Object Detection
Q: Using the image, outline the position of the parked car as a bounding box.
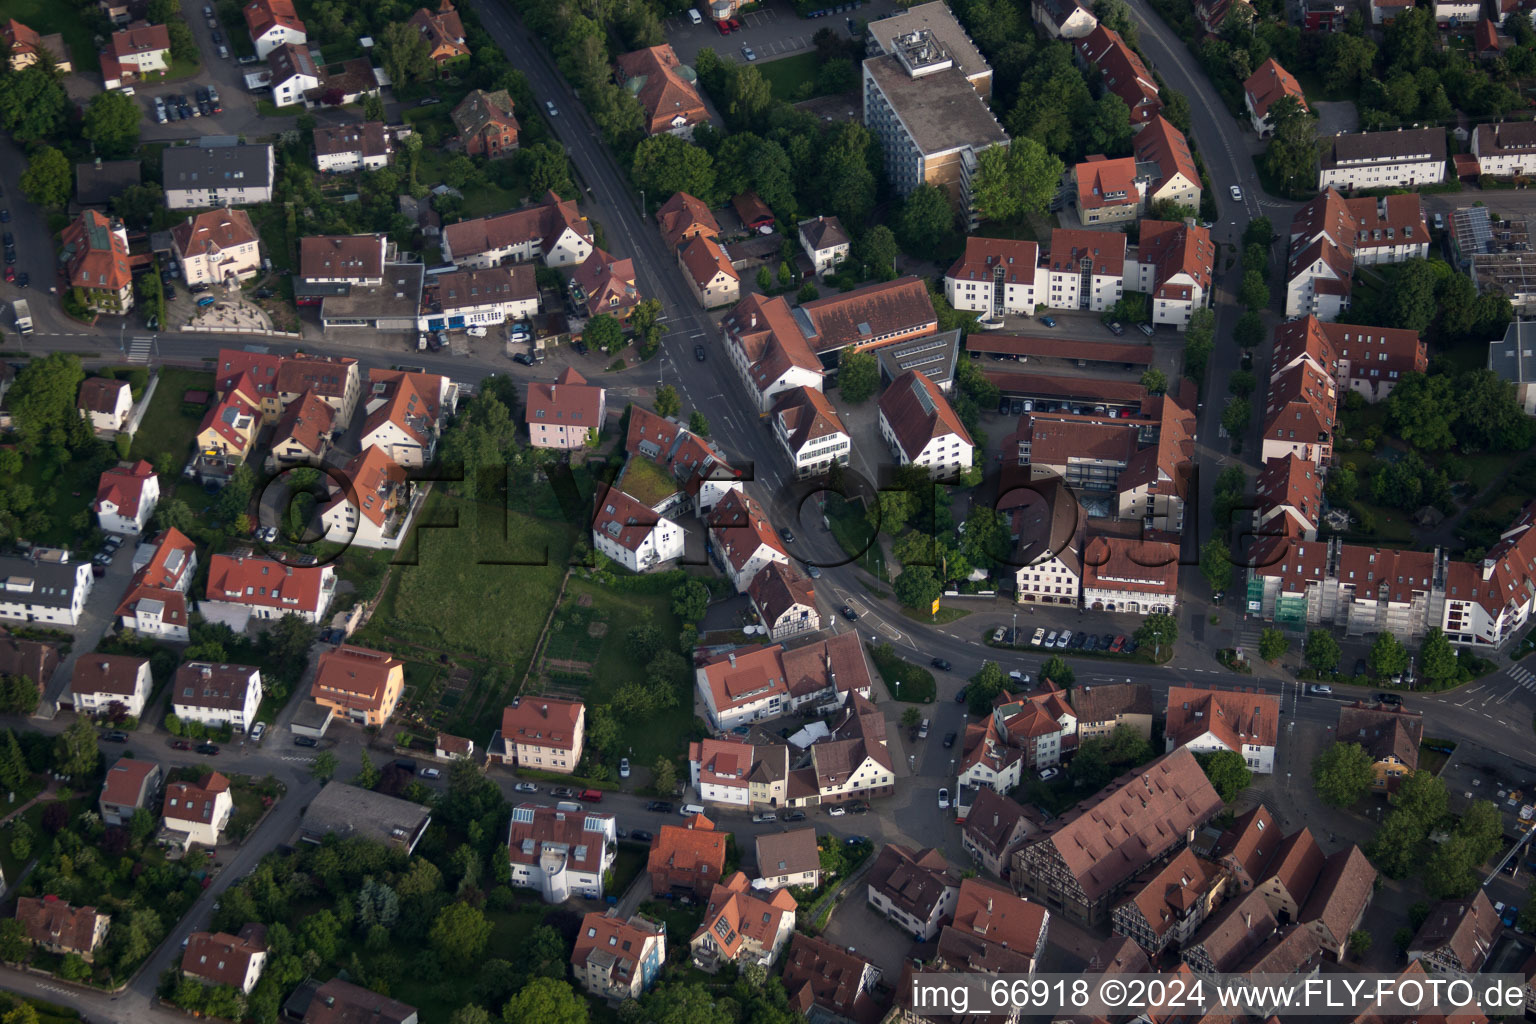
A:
[421,768,441,779]
[169,739,191,750]
[1030,627,1045,647]
[513,352,535,366]
[942,732,956,748]
[1084,634,1099,651]
[841,605,858,620]
[196,744,220,755]
[1308,684,1333,695]
[1110,635,1126,652]
[1105,321,1124,336]
[551,786,577,798]
[1374,692,1403,706]
[103,731,129,743]
[695,344,706,361]
[250,723,266,741]
[1137,322,1155,336]
[578,789,603,802]
[752,812,776,823]
[1039,767,1060,781]
[931,658,951,671]
[1045,630,1058,646]
[937,787,950,809]
[619,758,630,778]
[1056,630,1072,648]
[646,800,673,812]
[514,782,539,793]
[17,272,29,288]
[1039,316,1057,327]
[827,805,847,816]
[717,18,731,33]
[783,811,806,822]
[294,736,317,747]
[918,718,930,739]
[848,801,868,814]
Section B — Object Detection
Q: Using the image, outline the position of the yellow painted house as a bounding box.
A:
[1336,701,1423,791]
[195,393,260,463]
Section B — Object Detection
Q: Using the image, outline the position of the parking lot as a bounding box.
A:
[660,0,900,65]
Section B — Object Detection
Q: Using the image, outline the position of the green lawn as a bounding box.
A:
[359,487,576,671]
[15,452,105,547]
[128,366,215,471]
[0,0,97,69]
[248,203,298,275]
[866,642,935,702]
[826,494,887,581]
[216,1,256,59]
[756,51,822,102]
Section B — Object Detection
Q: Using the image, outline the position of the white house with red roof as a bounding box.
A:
[707,490,789,592]
[99,757,160,826]
[489,698,586,772]
[94,460,159,535]
[526,367,606,450]
[1073,155,1146,227]
[360,369,447,468]
[1039,229,1127,312]
[688,736,754,807]
[100,21,170,90]
[690,872,797,972]
[117,528,197,641]
[171,662,263,732]
[621,405,744,518]
[721,293,826,414]
[1243,58,1308,137]
[591,486,685,573]
[199,553,335,630]
[1255,455,1323,540]
[1166,686,1279,773]
[172,209,262,288]
[943,237,1040,318]
[162,772,233,848]
[243,0,306,59]
[195,391,260,465]
[770,386,850,479]
[71,653,151,719]
[694,645,790,730]
[1127,219,1214,329]
[181,925,268,995]
[1081,535,1179,615]
[319,446,414,550]
[878,370,974,477]
[507,802,617,902]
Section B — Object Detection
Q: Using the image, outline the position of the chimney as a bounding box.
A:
[541,704,548,717]
[728,653,736,667]
[986,897,993,913]
[749,313,758,329]
[1242,910,1252,928]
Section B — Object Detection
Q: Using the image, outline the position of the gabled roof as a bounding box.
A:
[1256,454,1322,530]
[878,369,973,460]
[1046,228,1128,277]
[1070,682,1154,724]
[362,370,436,450]
[962,786,1036,861]
[325,446,404,528]
[305,978,416,1024]
[1136,219,1214,300]
[266,41,317,83]
[94,460,155,519]
[678,234,738,289]
[1263,359,1336,446]
[172,209,259,261]
[1336,544,1437,605]
[197,391,259,454]
[502,697,584,751]
[771,385,848,455]
[1021,747,1223,900]
[799,276,937,355]
[1082,535,1178,595]
[271,390,334,457]
[244,0,306,39]
[755,827,820,880]
[1075,25,1161,122]
[441,191,592,261]
[527,366,603,429]
[1120,846,1224,941]
[951,877,1048,958]
[300,234,385,282]
[692,871,796,959]
[109,21,170,57]
[163,771,231,827]
[451,88,518,139]
[1244,57,1307,121]
[649,815,727,885]
[1075,155,1141,211]
[781,932,881,1024]
[946,236,1040,285]
[1212,804,1278,880]
[407,1,469,59]
[747,561,817,626]
[1409,891,1499,971]
[655,192,719,248]
[216,348,282,402]
[314,121,392,160]
[799,215,851,252]
[61,211,131,294]
[721,293,823,394]
[1166,686,1280,752]
[1263,827,1326,904]
[15,896,106,954]
[1321,127,1446,170]
[114,528,196,627]
[707,490,788,572]
[571,910,663,989]
[592,485,671,553]
[312,646,401,715]
[691,736,752,790]
[1135,116,1200,195]
[1302,844,1377,945]
[182,926,267,988]
[1005,474,1082,574]
[571,247,639,314]
[172,662,260,712]
[1336,702,1424,769]
[100,757,158,809]
[72,653,146,699]
[867,844,955,921]
[1183,889,1277,971]
[204,553,330,613]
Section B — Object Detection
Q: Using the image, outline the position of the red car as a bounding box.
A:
[727,17,741,29]
[1109,635,1127,653]
[3,266,12,283]
[716,19,731,33]
[169,739,191,750]
[578,788,604,803]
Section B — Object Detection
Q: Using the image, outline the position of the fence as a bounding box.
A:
[177,325,303,340]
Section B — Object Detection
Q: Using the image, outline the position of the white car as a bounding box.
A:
[1230,185,1244,201]
[937,787,950,809]
[249,722,265,742]
[827,805,847,817]
[752,812,776,823]
[619,757,630,778]
[1056,630,1072,648]
[1039,767,1060,781]
[467,326,487,337]
[1045,630,1058,646]
[513,782,539,793]
[546,100,558,116]
[1030,627,1045,647]
[421,767,441,779]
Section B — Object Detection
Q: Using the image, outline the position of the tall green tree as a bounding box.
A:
[8,353,89,454]
[1368,632,1410,679]
[0,66,69,143]
[1199,538,1233,592]
[430,901,492,965]
[972,138,1064,223]
[83,91,141,158]
[632,135,716,204]
[1135,613,1178,660]
[893,566,941,611]
[1304,630,1340,672]
[837,350,879,403]
[895,184,956,255]
[1418,627,1458,686]
[502,978,588,1024]
[19,145,71,210]
[1258,628,1288,662]
[654,384,681,418]
[855,226,899,281]
[966,662,1009,716]
[1196,749,1253,802]
[309,750,338,783]
[582,314,625,356]
[1263,95,1319,195]
[52,719,100,781]
[379,21,435,85]
[1312,742,1374,807]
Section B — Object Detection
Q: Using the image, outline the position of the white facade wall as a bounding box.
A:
[253,25,305,60]
[1014,556,1081,605]
[1318,158,1446,192]
[593,516,685,573]
[74,663,152,719]
[880,416,973,478]
[1081,584,1176,615]
[1039,266,1121,312]
[165,790,232,847]
[0,567,92,626]
[171,673,261,731]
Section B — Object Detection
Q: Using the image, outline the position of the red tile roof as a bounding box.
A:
[592,485,671,553]
[299,234,386,281]
[1122,846,1224,943]
[72,653,146,700]
[1134,116,1200,196]
[692,871,796,959]
[62,211,131,294]
[109,21,170,57]
[15,896,106,955]
[1256,455,1322,530]
[216,348,281,403]
[311,645,402,716]
[95,460,155,519]
[271,390,334,457]
[324,445,405,529]
[204,553,330,614]
[502,697,583,751]
[163,771,230,827]
[197,391,259,454]
[690,736,753,790]
[78,377,130,414]
[1303,844,1377,946]
[571,247,639,317]
[655,191,720,248]
[946,237,1040,285]
[679,234,738,289]
[799,276,937,354]
[181,926,267,988]
[1076,155,1141,211]
[171,208,258,261]
[406,0,469,60]
[1082,535,1179,595]
[440,191,591,263]
[649,815,728,894]
[1263,360,1336,448]
[1136,219,1214,300]
[244,0,306,38]
[1166,685,1279,752]
[707,490,788,572]
[1046,229,1127,277]
[721,293,823,394]
[115,528,196,626]
[1076,25,1161,123]
[879,369,974,460]
[100,757,158,809]
[781,932,882,1024]
[615,44,708,135]
[172,662,259,713]
[506,802,613,876]
[771,385,847,455]
[951,877,1048,958]
[1265,827,1326,905]
[275,352,356,402]
[1244,57,1307,121]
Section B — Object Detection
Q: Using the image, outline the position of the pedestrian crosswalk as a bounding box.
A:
[126,336,153,363]
[1235,625,1267,658]
[1509,664,1536,691]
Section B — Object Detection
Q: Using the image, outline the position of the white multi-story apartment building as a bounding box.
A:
[314,122,393,174]
[0,550,92,626]
[944,237,1039,318]
[591,487,685,573]
[1472,120,1536,177]
[878,370,974,477]
[94,460,159,536]
[770,386,851,478]
[421,265,538,332]
[688,737,753,808]
[1126,220,1214,329]
[170,662,262,732]
[708,490,790,592]
[440,192,594,269]
[116,528,197,642]
[506,803,617,903]
[1318,128,1447,192]
[172,208,263,287]
[71,654,151,719]
[1166,687,1279,773]
[1039,229,1126,312]
[161,143,275,210]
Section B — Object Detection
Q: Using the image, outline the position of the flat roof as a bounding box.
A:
[966,334,1153,364]
[320,262,424,321]
[867,1,990,83]
[863,55,1007,158]
[877,328,961,388]
[299,781,431,851]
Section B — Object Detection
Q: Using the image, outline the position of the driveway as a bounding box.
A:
[40,542,142,717]
[1313,99,1359,138]
[661,0,899,65]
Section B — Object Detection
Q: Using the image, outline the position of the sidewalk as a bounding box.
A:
[0,779,61,828]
